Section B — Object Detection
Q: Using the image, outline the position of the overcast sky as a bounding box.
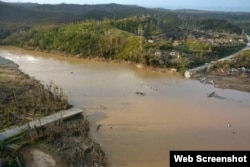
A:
[2,0,250,11]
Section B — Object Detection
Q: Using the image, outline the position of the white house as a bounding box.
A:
[170,51,180,58]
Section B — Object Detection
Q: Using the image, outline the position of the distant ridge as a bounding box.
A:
[1,1,250,24]
[0,1,155,23]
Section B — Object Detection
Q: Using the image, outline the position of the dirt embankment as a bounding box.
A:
[192,70,250,93]
[0,57,107,167]
[191,47,250,93]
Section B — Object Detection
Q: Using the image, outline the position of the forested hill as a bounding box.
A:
[0,1,249,71]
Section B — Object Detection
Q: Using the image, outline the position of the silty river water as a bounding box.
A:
[1,47,250,167]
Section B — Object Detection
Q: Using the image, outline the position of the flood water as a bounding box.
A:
[1,46,250,167]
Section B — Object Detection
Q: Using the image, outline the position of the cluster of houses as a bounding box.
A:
[147,39,181,58]
[198,37,245,46]
[152,50,180,58]
[145,31,247,75]
[191,30,246,46]
[147,31,245,58]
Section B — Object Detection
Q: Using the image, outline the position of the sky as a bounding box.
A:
[2,0,250,11]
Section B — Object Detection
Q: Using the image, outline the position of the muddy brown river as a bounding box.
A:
[1,46,250,167]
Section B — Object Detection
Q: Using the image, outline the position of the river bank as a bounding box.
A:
[2,45,249,94]
[0,45,182,76]
[191,48,250,93]
[0,56,107,167]
[189,35,250,93]
[192,72,250,93]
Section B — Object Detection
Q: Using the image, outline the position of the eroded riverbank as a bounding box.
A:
[0,56,107,167]
[194,73,250,93]
[1,46,250,167]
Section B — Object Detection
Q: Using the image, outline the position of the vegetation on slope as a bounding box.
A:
[2,20,143,62]
[213,50,250,70]
[0,59,107,167]
[0,1,248,71]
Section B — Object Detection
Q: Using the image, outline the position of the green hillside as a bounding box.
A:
[0,1,249,71]
[2,20,143,62]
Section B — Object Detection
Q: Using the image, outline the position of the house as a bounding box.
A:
[154,51,162,56]
[173,40,181,47]
[238,39,244,43]
[148,39,154,43]
[207,39,214,44]
[170,51,180,58]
